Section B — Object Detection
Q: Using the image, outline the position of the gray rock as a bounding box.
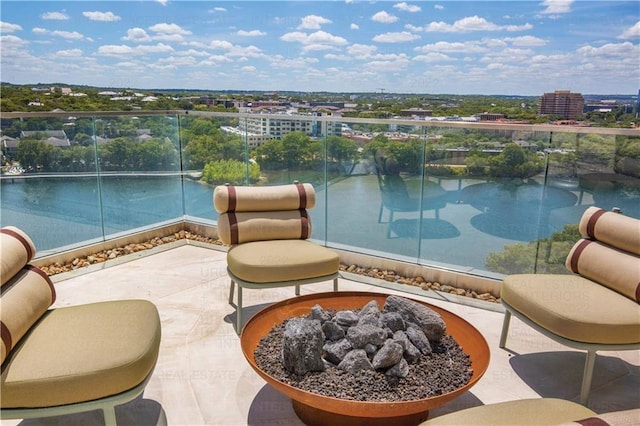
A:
[372,340,404,370]
[384,295,446,341]
[346,324,388,349]
[380,311,406,332]
[406,326,432,355]
[363,343,378,356]
[393,330,421,363]
[282,318,325,375]
[323,338,352,365]
[385,358,410,378]
[358,313,380,326]
[322,320,345,341]
[335,310,359,327]
[358,300,381,317]
[338,349,374,374]
[310,304,331,323]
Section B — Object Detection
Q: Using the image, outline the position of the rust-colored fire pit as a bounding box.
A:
[240,291,490,426]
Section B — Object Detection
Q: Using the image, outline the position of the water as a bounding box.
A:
[1,173,638,273]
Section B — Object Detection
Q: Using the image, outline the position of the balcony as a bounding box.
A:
[1,111,639,424]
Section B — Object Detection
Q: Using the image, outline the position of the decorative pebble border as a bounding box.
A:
[39,231,499,303]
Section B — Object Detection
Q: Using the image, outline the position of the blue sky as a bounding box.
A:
[1,1,638,95]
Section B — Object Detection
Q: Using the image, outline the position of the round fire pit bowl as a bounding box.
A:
[241,291,490,426]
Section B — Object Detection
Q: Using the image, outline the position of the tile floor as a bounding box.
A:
[2,244,638,426]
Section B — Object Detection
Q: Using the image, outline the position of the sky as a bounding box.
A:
[1,1,639,95]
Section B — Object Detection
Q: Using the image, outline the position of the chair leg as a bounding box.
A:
[386,211,394,238]
[333,278,338,292]
[499,310,511,348]
[228,279,235,305]
[580,350,597,405]
[378,203,384,223]
[236,286,243,334]
[295,285,300,296]
[102,406,117,426]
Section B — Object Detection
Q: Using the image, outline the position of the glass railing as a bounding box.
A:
[1,110,638,278]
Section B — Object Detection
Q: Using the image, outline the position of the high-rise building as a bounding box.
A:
[537,90,585,119]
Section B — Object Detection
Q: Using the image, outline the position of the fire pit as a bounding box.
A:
[240,292,490,426]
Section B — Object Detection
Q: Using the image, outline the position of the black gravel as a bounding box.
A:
[254,317,473,402]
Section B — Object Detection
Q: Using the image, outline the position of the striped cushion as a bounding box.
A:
[214,183,315,213]
[566,239,640,303]
[1,266,56,364]
[579,207,640,255]
[217,210,311,245]
[1,227,36,287]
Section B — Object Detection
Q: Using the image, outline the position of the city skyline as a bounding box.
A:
[1,1,639,96]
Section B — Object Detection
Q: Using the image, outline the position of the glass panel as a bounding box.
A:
[0,116,103,253]
[95,114,182,237]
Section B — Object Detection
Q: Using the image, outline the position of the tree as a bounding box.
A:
[487,143,544,178]
[201,159,260,185]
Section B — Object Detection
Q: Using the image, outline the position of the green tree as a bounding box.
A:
[201,159,260,185]
[487,143,544,178]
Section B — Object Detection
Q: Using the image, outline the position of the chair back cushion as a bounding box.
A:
[214,183,315,213]
[217,210,311,245]
[579,206,640,256]
[1,266,56,364]
[567,207,640,303]
[1,227,36,287]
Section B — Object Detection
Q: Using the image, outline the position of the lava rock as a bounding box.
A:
[406,326,432,355]
[338,349,374,374]
[393,330,421,364]
[380,311,406,332]
[346,324,388,349]
[311,304,332,323]
[323,338,353,365]
[384,295,446,341]
[322,320,345,341]
[335,310,359,327]
[372,340,404,370]
[385,358,410,378]
[282,318,325,375]
[358,313,380,326]
[358,300,381,317]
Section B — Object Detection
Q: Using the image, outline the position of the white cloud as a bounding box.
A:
[55,48,83,57]
[371,11,398,24]
[540,0,574,15]
[42,12,70,20]
[298,15,332,30]
[51,30,84,40]
[373,31,421,43]
[96,43,174,57]
[0,35,28,49]
[618,21,640,39]
[347,43,377,57]
[209,40,234,50]
[506,35,547,47]
[149,23,192,36]
[420,16,532,33]
[32,27,47,35]
[123,28,152,43]
[241,66,257,72]
[281,30,348,47]
[393,3,421,13]
[413,52,454,62]
[576,41,639,58]
[83,11,121,22]
[212,7,227,12]
[434,5,444,10]
[155,0,169,6]
[0,22,23,33]
[415,41,487,54]
[237,30,266,37]
[350,23,359,30]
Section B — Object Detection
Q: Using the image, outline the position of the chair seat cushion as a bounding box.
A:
[227,239,339,284]
[421,398,596,425]
[501,274,640,344]
[1,299,161,409]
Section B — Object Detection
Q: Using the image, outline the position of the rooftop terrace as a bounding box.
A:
[1,242,638,426]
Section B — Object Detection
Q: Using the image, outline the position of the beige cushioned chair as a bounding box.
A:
[421,397,639,425]
[0,227,162,425]
[499,207,640,405]
[214,183,340,333]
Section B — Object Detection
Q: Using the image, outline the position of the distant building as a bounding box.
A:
[399,108,433,117]
[477,112,505,121]
[537,90,584,119]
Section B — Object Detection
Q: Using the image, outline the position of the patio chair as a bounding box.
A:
[499,207,640,405]
[374,152,447,238]
[214,182,340,333]
[0,226,162,425]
